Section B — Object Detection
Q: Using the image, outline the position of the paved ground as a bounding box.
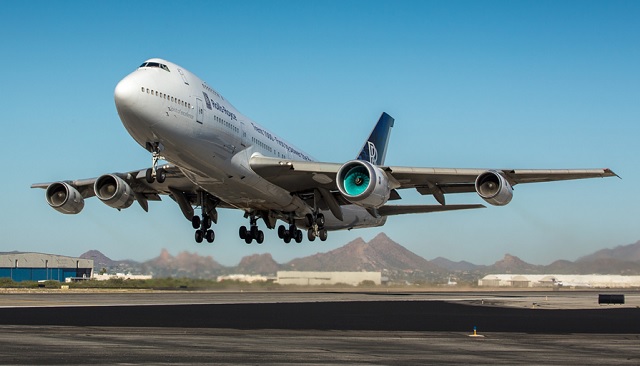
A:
[0,290,638,364]
[0,327,638,365]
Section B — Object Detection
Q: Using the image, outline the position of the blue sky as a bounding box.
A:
[1,1,638,266]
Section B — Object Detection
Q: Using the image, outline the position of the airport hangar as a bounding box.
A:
[0,252,93,282]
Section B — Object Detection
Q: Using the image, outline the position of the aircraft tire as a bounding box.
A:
[202,215,211,230]
[307,229,316,242]
[195,230,204,243]
[305,214,314,227]
[145,168,155,184]
[192,216,201,229]
[239,226,247,239]
[205,230,215,243]
[156,168,166,183]
[319,229,328,241]
[277,225,286,239]
[295,230,303,243]
[316,214,325,228]
[256,230,264,244]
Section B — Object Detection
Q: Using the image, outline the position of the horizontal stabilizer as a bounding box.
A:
[377,204,485,216]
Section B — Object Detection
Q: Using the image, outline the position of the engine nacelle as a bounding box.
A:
[337,160,391,208]
[475,170,513,206]
[94,174,135,209]
[45,182,85,214]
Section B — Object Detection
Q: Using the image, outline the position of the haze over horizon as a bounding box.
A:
[79,233,640,269]
[1,1,638,266]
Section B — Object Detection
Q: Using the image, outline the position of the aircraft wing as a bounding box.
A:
[30,164,228,216]
[249,155,618,202]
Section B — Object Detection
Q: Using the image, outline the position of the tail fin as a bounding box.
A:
[356,112,395,165]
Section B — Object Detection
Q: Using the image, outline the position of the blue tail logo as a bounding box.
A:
[357,112,394,166]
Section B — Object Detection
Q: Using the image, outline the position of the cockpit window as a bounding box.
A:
[139,62,170,72]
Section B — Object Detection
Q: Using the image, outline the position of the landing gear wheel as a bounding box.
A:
[250,226,259,238]
[192,216,201,229]
[294,230,303,243]
[319,228,328,241]
[316,213,325,228]
[205,230,215,243]
[156,168,166,183]
[195,230,204,243]
[277,225,286,239]
[305,214,314,227]
[244,235,253,244]
[307,229,316,242]
[283,231,291,244]
[256,230,264,244]
[239,226,247,239]
[145,168,155,184]
[202,215,212,230]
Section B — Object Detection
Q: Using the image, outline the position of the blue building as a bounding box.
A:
[0,252,93,282]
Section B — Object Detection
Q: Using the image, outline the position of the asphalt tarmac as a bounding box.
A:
[0,290,638,364]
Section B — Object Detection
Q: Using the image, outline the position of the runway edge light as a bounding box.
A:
[468,326,485,338]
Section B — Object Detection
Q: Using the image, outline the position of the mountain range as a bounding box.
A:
[80,234,640,282]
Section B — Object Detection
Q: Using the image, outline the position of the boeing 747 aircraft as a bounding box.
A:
[32,59,617,244]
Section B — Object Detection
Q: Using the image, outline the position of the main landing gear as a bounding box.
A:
[304,213,328,242]
[193,213,215,243]
[239,214,264,244]
[145,142,166,184]
[193,193,217,244]
[276,212,327,244]
[277,223,303,244]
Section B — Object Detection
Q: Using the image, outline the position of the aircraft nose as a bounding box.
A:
[114,73,139,113]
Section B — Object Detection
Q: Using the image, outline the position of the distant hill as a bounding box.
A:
[577,240,640,263]
[430,257,479,272]
[142,249,225,278]
[486,254,544,274]
[80,234,640,280]
[235,253,280,274]
[285,233,442,274]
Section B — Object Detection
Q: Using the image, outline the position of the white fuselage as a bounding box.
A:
[114,58,385,230]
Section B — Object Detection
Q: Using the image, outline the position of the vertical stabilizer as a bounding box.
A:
[356,112,395,165]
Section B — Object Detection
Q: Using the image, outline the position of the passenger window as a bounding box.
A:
[141,87,144,92]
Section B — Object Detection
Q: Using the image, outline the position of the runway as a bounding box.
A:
[0,290,638,364]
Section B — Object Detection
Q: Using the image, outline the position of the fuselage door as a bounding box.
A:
[240,122,247,147]
[196,98,204,124]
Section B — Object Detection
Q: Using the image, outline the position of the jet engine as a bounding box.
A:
[45,182,85,214]
[94,174,135,209]
[475,170,513,206]
[337,160,391,208]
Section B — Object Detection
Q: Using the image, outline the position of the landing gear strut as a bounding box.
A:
[239,214,264,244]
[145,142,166,184]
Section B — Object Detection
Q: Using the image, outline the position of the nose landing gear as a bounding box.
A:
[145,142,166,184]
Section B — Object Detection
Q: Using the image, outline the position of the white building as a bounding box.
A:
[92,273,153,281]
[217,274,270,283]
[478,274,640,288]
[277,271,381,286]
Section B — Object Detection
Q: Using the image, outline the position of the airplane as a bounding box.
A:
[31,58,618,245]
